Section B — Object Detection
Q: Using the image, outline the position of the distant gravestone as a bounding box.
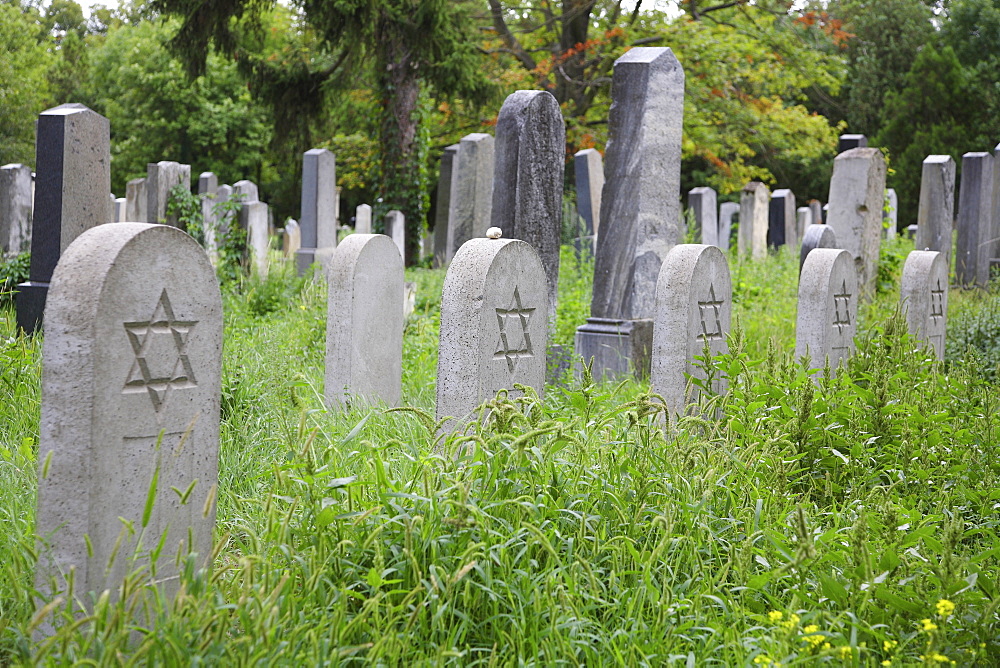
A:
[689,187,718,247]
[992,143,1000,263]
[448,133,494,264]
[492,90,563,311]
[126,177,147,223]
[432,145,458,267]
[885,188,898,239]
[901,250,948,360]
[355,204,372,235]
[35,223,221,623]
[955,151,994,288]
[809,199,823,226]
[838,134,867,152]
[768,188,797,248]
[916,155,955,265]
[198,172,217,196]
[283,219,301,257]
[0,163,33,253]
[17,104,110,334]
[203,184,233,265]
[651,244,730,418]
[233,180,258,203]
[905,224,918,239]
[799,223,838,273]
[795,248,857,372]
[113,197,126,223]
[296,148,337,274]
[796,206,812,241]
[738,182,770,259]
[326,234,403,409]
[826,147,887,295]
[385,209,405,258]
[437,237,548,432]
[242,200,269,277]
[575,148,604,246]
[719,202,738,251]
[146,161,191,226]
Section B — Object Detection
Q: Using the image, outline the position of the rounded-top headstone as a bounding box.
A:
[799,223,838,273]
[795,248,857,372]
[901,250,948,361]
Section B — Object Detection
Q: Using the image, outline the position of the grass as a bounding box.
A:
[0,240,998,666]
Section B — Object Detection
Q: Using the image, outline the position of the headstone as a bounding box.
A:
[689,187,718,247]
[203,184,233,265]
[575,148,604,246]
[432,145,458,267]
[283,219,301,257]
[719,202,739,251]
[768,188,797,248]
[905,224,918,239]
[651,244,730,418]
[825,147,887,295]
[437,237,548,432]
[403,281,416,319]
[992,143,1000,263]
[580,48,684,381]
[146,161,191,226]
[796,206,812,241]
[35,223,221,625]
[738,182,770,259]
[448,133,494,264]
[326,234,403,409]
[125,177,147,223]
[491,90,564,311]
[809,199,823,225]
[795,248,857,372]
[109,192,116,223]
[885,188,898,239]
[916,155,955,266]
[385,210,405,259]
[901,250,947,360]
[16,104,110,334]
[0,163,33,254]
[838,134,867,152]
[355,204,372,235]
[799,223,838,273]
[198,172,217,196]
[233,180,258,203]
[296,148,337,274]
[242,200,269,277]
[113,197,126,223]
[955,151,994,288]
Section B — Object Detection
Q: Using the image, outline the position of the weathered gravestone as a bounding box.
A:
[35,222,221,625]
[233,179,258,203]
[0,163,33,254]
[448,133,494,264]
[385,209,405,259]
[992,143,1000,265]
[738,182,770,259]
[113,197,126,223]
[809,199,823,226]
[202,184,233,265]
[437,236,548,432]
[198,172,217,196]
[283,219,301,257]
[492,90,564,311]
[916,156,955,264]
[955,151,994,288]
[838,134,867,152]
[146,161,190,226]
[326,234,403,409]
[126,177,147,223]
[575,148,604,246]
[651,244,731,419]
[296,148,337,275]
[355,203,372,235]
[795,248,857,372]
[579,47,684,380]
[826,147,887,296]
[689,187,718,247]
[768,188,797,248]
[17,104,110,334]
[719,201,738,251]
[796,207,812,241]
[242,200,269,277]
[901,250,948,360]
[432,145,457,267]
[799,223,838,273]
[885,188,898,239]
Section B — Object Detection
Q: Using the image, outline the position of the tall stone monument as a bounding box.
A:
[826,147,887,295]
[955,151,994,288]
[901,250,948,360]
[795,248,858,372]
[916,155,955,265]
[243,200,269,277]
[719,201,738,251]
[575,148,604,246]
[738,182,770,259]
[432,145,458,268]
[296,148,337,275]
[0,163,33,254]
[689,187,718,247]
[385,209,405,259]
[448,133,494,264]
[146,161,191,226]
[768,188,797,248]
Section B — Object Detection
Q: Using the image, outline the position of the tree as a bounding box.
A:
[0,3,53,165]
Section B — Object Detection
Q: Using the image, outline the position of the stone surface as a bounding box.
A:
[355,204,372,235]
[838,134,867,152]
[125,177,146,223]
[0,163,33,254]
[768,188,797,248]
[718,202,738,251]
[403,280,416,319]
[885,188,898,239]
[298,148,337,275]
[796,206,812,241]
[432,145,458,267]
[738,182,770,259]
[326,234,403,409]
[809,199,823,225]
[825,147,887,295]
[145,161,191,226]
[689,187,718,247]
[591,48,684,321]
[916,155,955,265]
[448,133,494,264]
[385,210,405,259]
[283,219,301,257]
[993,143,1000,263]
[795,248,858,372]
[955,151,994,287]
[202,184,233,265]
[233,180,258,203]
[575,148,604,245]
[574,318,653,381]
[198,172,217,196]
[113,197,126,223]
[35,222,221,620]
[901,250,948,360]
[491,90,564,312]
[243,200,269,277]
[799,223,838,273]
[17,104,111,334]
[436,237,548,431]
[651,244,730,418]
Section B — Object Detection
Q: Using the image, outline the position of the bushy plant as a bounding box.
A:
[0,252,29,306]
[946,290,1000,382]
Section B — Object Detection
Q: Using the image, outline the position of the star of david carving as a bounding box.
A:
[930,279,945,322]
[123,289,197,412]
[697,284,725,342]
[833,280,852,334]
[494,286,535,373]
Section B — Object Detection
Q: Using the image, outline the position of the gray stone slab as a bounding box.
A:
[437,237,548,432]
[992,143,1000,263]
[796,207,812,242]
[738,182,770,259]
[35,222,220,625]
[448,133,494,264]
[0,163,33,254]
[355,203,372,235]
[198,172,217,196]
[145,161,191,226]
[838,134,867,152]
[385,209,405,260]
[202,184,233,265]
[768,188,797,248]
[283,219,301,257]
[885,188,898,239]
[719,201,738,251]
[689,187,718,247]
[809,199,823,225]
[916,155,955,263]
[300,148,337,257]
[591,47,684,321]
[113,197,126,223]
[652,244,730,418]
[125,177,146,223]
[432,145,458,267]
[326,234,403,409]
[244,200,269,277]
[901,250,947,360]
[799,223,838,273]
[826,147,886,295]
[233,180,258,203]
[795,248,857,372]
[956,151,994,288]
[575,148,604,242]
[574,317,653,382]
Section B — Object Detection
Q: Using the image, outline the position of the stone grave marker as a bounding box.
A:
[283,219,301,257]
[719,201,738,251]
[901,250,948,360]
[198,172,217,196]
[955,151,994,288]
[35,222,221,625]
[809,199,823,225]
[826,147,887,295]
[17,104,110,334]
[437,236,548,432]
[385,209,405,258]
[432,145,458,267]
[838,134,867,152]
[203,184,232,265]
[689,187,718,247]
[885,188,898,239]
[113,197,126,222]
[326,234,403,409]
[0,163,33,253]
[233,180,258,203]
[992,143,1000,264]
[795,248,857,372]
[738,182,770,259]
[575,148,604,247]
[448,133,494,264]
[242,200,269,277]
[126,177,147,223]
[651,244,731,419]
[146,161,191,226]
[799,223,838,273]
[768,188,797,248]
[296,148,337,274]
[916,155,955,265]
[355,204,372,235]
[796,206,812,241]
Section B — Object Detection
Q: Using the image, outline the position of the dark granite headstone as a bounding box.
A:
[799,223,838,274]
[768,188,797,248]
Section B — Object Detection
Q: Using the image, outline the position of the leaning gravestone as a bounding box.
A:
[146,161,191,226]
[916,156,955,265]
[651,244,731,419]
[795,248,857,372]
[885,188,898,239]
[719,201,738,251]
[796,207,812,241]
[17,104,110,334]
[437,236,548,432]
[385,209,405,259]
[491,90,564,311]
[826,147,887,296]
[296,148,337,275]
[126,177,147,223]
[242,200,269,277]
[955,151,994,288]
[768,188,797,248]
[448,133,494,264]
[355,203,372,235]
[326,234,403,409]
[689,187,718,247]
[575,148,604,246]
[283,219,301,257]
[432,145,458,267]
[738,182,770,259]
[0,163,33,254]
[901,250,948,361]
[35,223,221,626]
[799,223,838,273]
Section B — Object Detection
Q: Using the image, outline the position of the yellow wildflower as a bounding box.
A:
[882,661,892,667]
[838,646,853,659]
[936,599,955,618]
[823,643,831,650]
[768,610,784,623]
[803,624,819,634]
[883,640,898,652]
[920,618,938,632]
[753,655,772,666]
[780,613,801,631]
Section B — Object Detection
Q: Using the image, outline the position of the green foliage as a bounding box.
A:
[0,3,53,165]
[0,253,30,306]
[946,289,1000,382]
[165,183,204,243]
[213,195,248,287]
[553,245,593,346]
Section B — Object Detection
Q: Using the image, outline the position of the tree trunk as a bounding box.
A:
[558,0,597,117]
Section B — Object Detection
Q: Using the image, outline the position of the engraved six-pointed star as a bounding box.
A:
[494,286,535,373]
[123,289,197,412]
